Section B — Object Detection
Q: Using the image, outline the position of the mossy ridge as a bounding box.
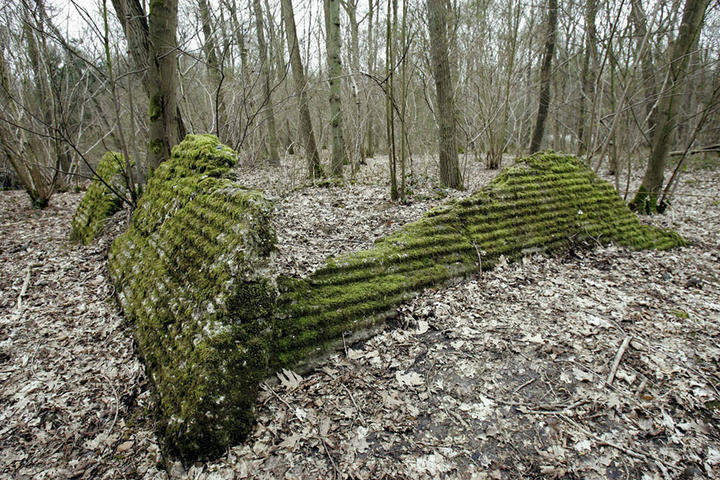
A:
[274,152,685,371]
[70,151,129,245]
[108,135,276,462]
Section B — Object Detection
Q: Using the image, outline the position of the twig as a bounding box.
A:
[560,414,643,459]
[16,266,31,310]
[607,335,632,385]
[262,382,292,410]
[472,241,483,270]
[340,383,366,426]
[513,378,536,394]
[320,435,342,480]
[100,372,120,435]
[583,225,604,247]
[323,370,366,426]
[559,414,680,473]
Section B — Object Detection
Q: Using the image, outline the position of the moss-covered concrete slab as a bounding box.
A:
[108,135,276,461]
[70,152,129,244]
[273,153,685,371]
[107,147,684,463]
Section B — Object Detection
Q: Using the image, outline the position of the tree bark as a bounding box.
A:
[252,0,280,166]
[631,0,711,213]
[365,0,376,158]
[111,0,186,147]
[577,0,597,156]
[324,0,346,177]
[489,0,521,169]
[386,0,398,199]
[528,0,558,154]
[341,0,363,166]
[147,0,181,169]
[198,0,227,141]
[110,0,150,83]
[427,0,461,189]
[630,0,659,139]
[280,0,323,178]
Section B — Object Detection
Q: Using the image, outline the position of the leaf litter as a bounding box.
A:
[0,155,718,479]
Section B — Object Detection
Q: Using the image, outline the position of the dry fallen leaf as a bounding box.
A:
[395,370,424,388]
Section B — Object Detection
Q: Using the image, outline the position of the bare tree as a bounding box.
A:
[0,0,77,207]
[528,0,558,154]
[630,0,659,140]
[385,0,398,198]
[110,0,186,152]
[427,0,461,189]
[198,0,227,141]
[0,38,56,207]
[324,0,346,177]
[147,0,181,169]
[631,0,711,213]
[577,0,597,156]
[280,0,323,178]
[252,0,280,166]
[365,0,377,159]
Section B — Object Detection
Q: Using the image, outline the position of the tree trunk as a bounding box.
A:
[577,0,597,156]
[324,0,346,177]
[252,0,280,166]
[0,43,42,206]
[341,0,362,166]
[147,0,181,169]
[631,0,710,213]
[198,0,227,141]
[386,0,398,199]
[427,0,461,189]
[399,0,408,203]
[528,0,558,154]
[365,0,376,159]
[488,0,520,170]
[630,0,659,139]
[111,0,186,150]
[280,0,323,178]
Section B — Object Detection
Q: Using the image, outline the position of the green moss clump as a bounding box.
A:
[108,134,276,462]
[273,152,685,371]
[70,152,129,245]
[629,184,667,214]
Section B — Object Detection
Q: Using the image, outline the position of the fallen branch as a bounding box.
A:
[559,414,680,474]
[607,335,632,385]
[668,143,720,156]
[320,434,342,480]
[261,382,292,410]
[16,265,31,310]
[513,378,536,394]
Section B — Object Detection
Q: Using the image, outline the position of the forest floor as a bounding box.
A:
[0,155,719,480]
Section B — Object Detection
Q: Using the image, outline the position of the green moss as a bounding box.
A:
[108,135,276,462]
[70,151,129,245]
[272,152,685,372]
[149,95,162,122]
[148,138,164,155]
[629,184,667,214]
[108,148,686,463]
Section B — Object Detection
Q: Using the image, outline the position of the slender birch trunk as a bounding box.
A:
[324,0,346,177]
